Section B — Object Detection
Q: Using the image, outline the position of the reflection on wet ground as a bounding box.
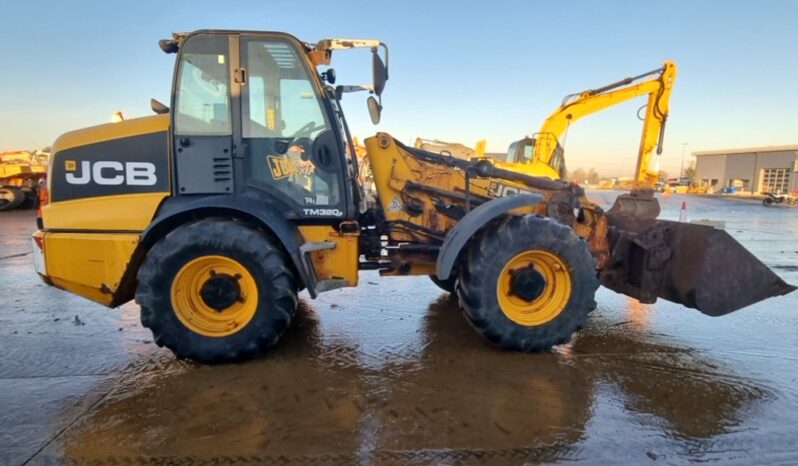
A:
[1,193,797,465]
[47,300,773,465]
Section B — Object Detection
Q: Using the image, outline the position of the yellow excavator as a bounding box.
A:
[413,62,676,186]
[31,31,792,363]
[500,61,677,185]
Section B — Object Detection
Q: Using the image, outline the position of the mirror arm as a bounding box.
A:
[375,43,389,79]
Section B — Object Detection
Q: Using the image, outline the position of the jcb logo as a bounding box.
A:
[488,181,532,198]
[65,160,157,186]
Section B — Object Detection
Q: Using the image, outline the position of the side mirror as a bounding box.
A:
[321,68,336,84]
[159,39,179,54]
[372,51,387,97]
[150,98,169,115]
[367,96,382,125]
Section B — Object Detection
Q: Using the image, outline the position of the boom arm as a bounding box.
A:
[533,61,677,184]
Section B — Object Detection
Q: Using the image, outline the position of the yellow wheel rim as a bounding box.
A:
[496,249,572,326]
[170,255,258,337]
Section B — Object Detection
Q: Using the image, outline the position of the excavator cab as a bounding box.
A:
[505,136,566,178]
[505,137,535,164]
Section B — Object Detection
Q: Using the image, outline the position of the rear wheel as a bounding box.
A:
[763,197,774,206]
[457,215,598,351]
[429,274,456,293]
[136,219,298,363]
[0,186,25,211]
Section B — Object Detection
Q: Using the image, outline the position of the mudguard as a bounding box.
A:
[436,193,544,280]
[140,195,317,296]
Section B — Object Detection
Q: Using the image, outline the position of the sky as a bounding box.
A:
[1,0,797,177]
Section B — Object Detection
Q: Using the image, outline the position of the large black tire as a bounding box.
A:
[0,186,25,211]
[763,197,774,206]
[457,215,599,351]
[429,274,456,293]
[136,219,298,363]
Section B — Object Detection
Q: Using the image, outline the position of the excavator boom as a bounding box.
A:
[532,61,677,185]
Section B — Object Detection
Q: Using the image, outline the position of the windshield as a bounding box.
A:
[506,139,534,164]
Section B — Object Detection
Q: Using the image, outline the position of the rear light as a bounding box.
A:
[33,232,44,250]
[31,231,47,276]
[36,185,48,229]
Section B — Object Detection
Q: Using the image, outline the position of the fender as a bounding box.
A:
[140,195,319,297]
[435,194,544,280]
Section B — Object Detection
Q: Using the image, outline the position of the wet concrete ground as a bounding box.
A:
[1,193,796,465]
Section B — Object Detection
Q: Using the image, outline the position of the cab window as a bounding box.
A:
[506,140,534,164]
[174,35,232,136]
[241,37,344,214]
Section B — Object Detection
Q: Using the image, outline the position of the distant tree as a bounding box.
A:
[684,162,696,179]
[569,168,587,183]
[587,168,599,184]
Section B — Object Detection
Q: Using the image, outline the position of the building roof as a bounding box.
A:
[693,145,798,157]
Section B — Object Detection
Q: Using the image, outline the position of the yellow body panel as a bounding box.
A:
[494,160,560,179]
[298,225,359,287]
[0,163,46,179]
[368,134,482,239]
[44,113,171,230]
[51,114,169,153]
[366,133,544,243]
[43,192,168,230]
[44,232,140,306]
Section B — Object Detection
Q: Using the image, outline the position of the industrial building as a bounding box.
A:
[693,145,798,194]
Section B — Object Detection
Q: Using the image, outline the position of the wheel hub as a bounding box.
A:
[509,266,546,302]
[496,249,572,327]
[199,272,241,311]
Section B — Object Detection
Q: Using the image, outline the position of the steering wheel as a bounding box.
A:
[291,121,325,139]
[286,121,326,160]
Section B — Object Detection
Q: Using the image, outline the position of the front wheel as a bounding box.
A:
[457,215,599,351]
[136,219,298,363]
[0,186,25,211]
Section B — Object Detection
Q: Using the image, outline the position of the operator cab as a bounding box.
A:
[505,137,536,164]
[505,136,566,178]
[163,30,388,221]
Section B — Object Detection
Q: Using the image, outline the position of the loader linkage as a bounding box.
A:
[415,150,795,317]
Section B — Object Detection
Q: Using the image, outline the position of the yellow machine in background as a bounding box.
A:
[414,138,486,159]
[503,61,677,185]
[414,62,677,186]
[0,150,49,211]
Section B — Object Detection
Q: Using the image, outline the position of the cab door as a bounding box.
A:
[171,33,235,195]
[237,34,352,219]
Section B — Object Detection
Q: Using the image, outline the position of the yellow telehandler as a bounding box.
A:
[32,30,793,363]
